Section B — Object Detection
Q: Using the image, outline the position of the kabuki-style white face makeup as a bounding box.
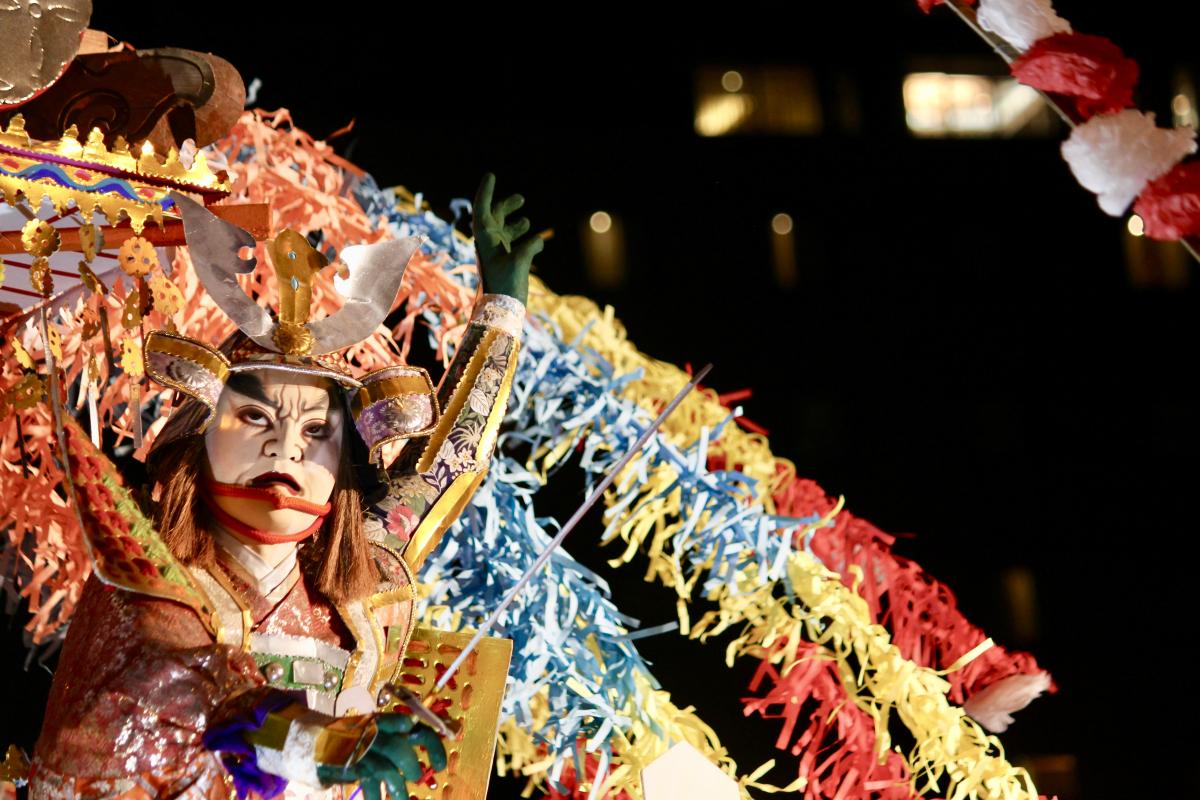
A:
[204,371,344,537]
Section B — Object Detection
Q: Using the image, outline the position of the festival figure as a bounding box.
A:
[29,174,542,799]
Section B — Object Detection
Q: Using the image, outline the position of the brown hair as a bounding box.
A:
[147,356,379,603]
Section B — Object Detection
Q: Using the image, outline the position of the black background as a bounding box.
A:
[4,2,1199,798]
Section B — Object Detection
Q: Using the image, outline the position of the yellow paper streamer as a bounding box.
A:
[491,665,757,799]
[526,279,1039,800]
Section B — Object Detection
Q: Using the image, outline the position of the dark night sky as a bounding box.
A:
[5,2,1200,798]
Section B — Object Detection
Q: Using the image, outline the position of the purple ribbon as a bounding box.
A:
[203,691,297,799]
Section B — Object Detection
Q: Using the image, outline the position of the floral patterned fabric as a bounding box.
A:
[369,295,523,557]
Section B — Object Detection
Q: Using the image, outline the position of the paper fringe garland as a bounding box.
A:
[504,283,1046,799]
[0,109,1050,800]
[382,189,1048,796]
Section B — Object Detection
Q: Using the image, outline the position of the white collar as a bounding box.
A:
[213,528,298,597]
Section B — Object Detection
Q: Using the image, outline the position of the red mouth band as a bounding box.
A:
[200,477,332,545]
[249,471,302,493]
[204,478,332,516]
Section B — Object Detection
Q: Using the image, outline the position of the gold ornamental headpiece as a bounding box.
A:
[145,193,439,460]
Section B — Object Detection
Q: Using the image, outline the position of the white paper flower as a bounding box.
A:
[963,671,1053,732]
[977,0,1071,52]
[1061,110,1197,216]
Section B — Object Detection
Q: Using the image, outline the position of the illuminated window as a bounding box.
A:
[694,66,822,137]
[902,72,1051,137]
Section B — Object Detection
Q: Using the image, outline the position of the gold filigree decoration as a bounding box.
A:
[0,118,231,234]
[21,218,60,258]
[0,116,230,192]
[121,338,145,378]
[8,374,45,408]
[46,324,62,361]
[79,223,102,262]
[271,322,315,355]
[148,272,184,317]
[81,305,101,339]
[30,258,52,296]
[121,289,143,329]
[11,339,34,370]
[118,236,157,277]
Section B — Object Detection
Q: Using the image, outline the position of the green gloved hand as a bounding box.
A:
[473,172,543,305]
[316,713,446,800]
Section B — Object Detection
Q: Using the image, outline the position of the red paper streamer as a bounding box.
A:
[1010,33,1138,121]
[704,452,1054,796]
[1133,161,1200,240]
[745,639,911,799]
[779,475,1054,704]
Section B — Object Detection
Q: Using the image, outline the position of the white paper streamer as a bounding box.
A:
[1061,110,1197,216]
[976,0,1071,52]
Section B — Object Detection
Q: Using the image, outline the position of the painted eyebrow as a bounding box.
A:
[298,398,333,416]
[226,373,271,404]
[226,374,335,417]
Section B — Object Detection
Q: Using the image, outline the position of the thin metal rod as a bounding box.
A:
[943,0,1075,127]
[0,260,119,324]
[943,0,1019,65]
[1,285,43,299]
[1,258,79,279]
[434,363,713,690]
[625,621,679,641]
[388,684,456,739]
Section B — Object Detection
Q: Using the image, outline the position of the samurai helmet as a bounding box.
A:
[145,192,439,461]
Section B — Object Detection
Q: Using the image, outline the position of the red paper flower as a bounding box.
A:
[1133,161,1200,240]
[1011,32,1138,120]
[916,0,973,14]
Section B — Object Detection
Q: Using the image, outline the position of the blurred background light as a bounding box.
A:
[583,211,625,288]
[902,72,1049,137]
[589,210,613,234]
[695,66,822,136]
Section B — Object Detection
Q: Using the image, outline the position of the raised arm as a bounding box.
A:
[369,173,541,573]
